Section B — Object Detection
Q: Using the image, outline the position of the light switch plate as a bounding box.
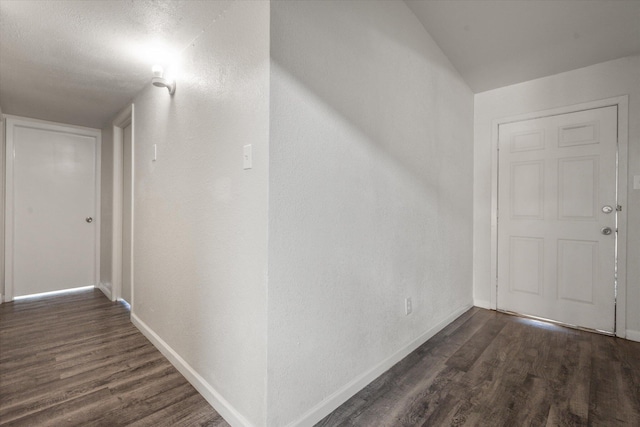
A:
[243,145,252,170]
[633,175,640,190]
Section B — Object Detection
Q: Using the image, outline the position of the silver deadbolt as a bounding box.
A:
[601,227,612,235]
[86,217,93,223]
[602,205,613,214]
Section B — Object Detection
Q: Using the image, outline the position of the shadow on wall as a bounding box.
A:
[266,1,474,425]
[270,0,474,216]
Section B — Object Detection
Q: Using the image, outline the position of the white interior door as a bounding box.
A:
[497,106,617,332]
[5,118,100,299]
[122,123,132,305]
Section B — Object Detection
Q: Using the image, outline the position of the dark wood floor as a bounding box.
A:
[3,291,639,426]
[0,289,228,427]
[317,307,640,426]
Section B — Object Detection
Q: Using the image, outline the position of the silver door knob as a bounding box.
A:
[86,217,93,223]
[602,205,613,214]
[601,227,612,235]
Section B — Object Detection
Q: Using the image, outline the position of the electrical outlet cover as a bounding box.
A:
[405,298,412,315]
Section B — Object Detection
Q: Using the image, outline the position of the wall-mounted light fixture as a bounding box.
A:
[151,64,176,95]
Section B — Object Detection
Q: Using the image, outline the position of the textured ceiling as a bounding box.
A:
[405,0,640,93]
[1,1,639,128]
[0,0,232,128]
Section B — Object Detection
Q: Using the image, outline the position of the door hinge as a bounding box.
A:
[616,205,622,212]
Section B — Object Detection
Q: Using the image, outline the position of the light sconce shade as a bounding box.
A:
[151,64,176,95]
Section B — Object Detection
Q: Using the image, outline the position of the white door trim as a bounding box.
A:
[4,115,101,301]
[490,95,629,338]
[111,104,134,306]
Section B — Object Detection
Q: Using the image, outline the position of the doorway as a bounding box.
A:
[494,99,628,334]
[4,117,101,300]
[111,105,134,307]
[121,123,133,305]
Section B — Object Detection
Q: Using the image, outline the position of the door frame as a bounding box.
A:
[490,96,629,338]
[4,115,102,301]
[111,104,134,307]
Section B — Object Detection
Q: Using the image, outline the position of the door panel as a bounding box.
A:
[557,239,597,304]
[8,120,99,297]
[510,161,544,219]
[509,236,543,295]
[497,106,617,332]
[558,157,598,220]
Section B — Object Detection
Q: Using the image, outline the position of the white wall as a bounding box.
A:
[128,2,270,426]
[473,55,640,338]
[268,1,474,425]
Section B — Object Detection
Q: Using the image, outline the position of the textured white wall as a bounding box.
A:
[473,55,640,336]
[129,1,269,426]
[268,1,474,425]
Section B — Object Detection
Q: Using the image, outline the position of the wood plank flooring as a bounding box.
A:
[0,289,228,427]
[317,308,640,427]
[3,291,639,426]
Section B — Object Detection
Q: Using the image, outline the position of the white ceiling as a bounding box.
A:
[405,0,640,93]
[1,1,639,128]
[0,0,232,129]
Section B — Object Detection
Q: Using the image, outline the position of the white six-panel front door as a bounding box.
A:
[497,106,617,332]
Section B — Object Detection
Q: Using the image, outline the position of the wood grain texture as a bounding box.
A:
[3,292,638,426]
[0,289,228,427]
[317,308,640,427]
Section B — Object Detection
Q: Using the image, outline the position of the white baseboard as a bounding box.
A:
[96,282,112,300]
[626,329,640,343]
[288,303,474,427]
[131,313,254,427]
[473,299,491,310]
